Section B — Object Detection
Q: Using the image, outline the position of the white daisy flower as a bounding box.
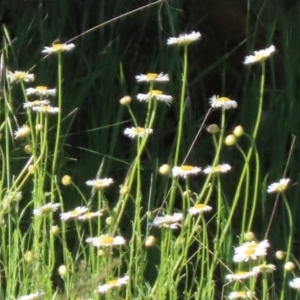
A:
[42,43,75,54]
[26,86,56,96]
[33,203,61,216]
[188,204,212,215]
[252,264,276,274]
[137,90,173,105]
[226,271,256,281]
[203,164,232,174]
[209,95,237,109]
[233,240,270,262]
[23,100,50,108]
[86,178,114,190]
[14,125,31,139]
[98,275,129,294]
[267,178,290,193]
[172,165,201,178]
[289,278,300,290]
[32,106,59,114]
[77,211,103,220]
[228,291,254,299]
[167,31,201,45]
[60,206,89,221]
[18,290,44,300]
[244,45,275,64]
[124,127,153,138]
[136,72,169,82]
[7,71,35,83]
[86,234,126,247]
[152,212,183,229]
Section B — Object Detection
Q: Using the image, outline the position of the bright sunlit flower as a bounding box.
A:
[152,212,183,229]
[124,127,153,138]
[26,86,56,96]
[32,105,59,113]
[7,71,35,83]
[18,290,45,300]
[60,206,89,221]
[228,291,254,299]
[77,211,103,220]
[23,100,50,108]
[252,264,276,274]
[137,90,173,105]
[42,43,75,54]
[244,45,275,64]
[188,203,212,215]
[14,125,31,139]
[172,165,201,178]
[226,271,256,281]
[209,95,237,109]
[289,278,300,290]
[86,178,113,190]
[233,240,270,262]
[203,163,231,174]
[33,203,61,216]
[167,31,201,45]
[136,73,169,82]
[98,275,129,294]
[86,234,126,247]
[267,178,290,193]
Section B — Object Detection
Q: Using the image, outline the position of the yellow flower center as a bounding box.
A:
[100,236,114,245]
[14,71,27,79]
[244,243,258,256]
[52,44,64,50]
[212,166,222,172]
[180,165,194,171]
[162,216,174,224]
[70,210,79,216]
[36,86,48,91]
[235,271,248,277]
[254,54,264,61]
[236,292,246,297]
[134,127,145,134]
[107,279,118,286]
[42,106,51,112]
[194,204,206,209]
[150,90,163,96]
[217,97,230,102]
[146,73,158,79]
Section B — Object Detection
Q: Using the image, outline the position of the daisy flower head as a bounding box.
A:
[124,127,153,138]
[86,178,114,190]
[244,45,275,64]
[167,31,201,46]
[98,275,129,294]
[188,203,212,215]
[228,291,254,299]
[137,90,173,105]
[23,100,50,109]
[203,163,231,174]
[14,125,31,139]
[26,86,56,96]
[209,95,237,110]
[226,270,256,281]
[33,203,60,216]
[77,211,103,220]
[172,165,201,178]
[233,240,270,262]
[7,70,35,83]
[267,178,290,193]
[152,212,183,229]
[42,43,75,54]
[60,206,89,221]
[32,105,59,114]
[289,278,300,290]
[136,72,169,82]
[18,290,45,300]
[86,234,126,247]
[252,264,276,274]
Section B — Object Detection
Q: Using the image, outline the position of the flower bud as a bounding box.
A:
[58,265,68,277]
[284,261,295,271]
[159,164,170,175]
[145,235,156,247]
[233,125,244,137]
[225,134,236,146]
[207,124,220,134]
[62,175,72,186]
[120,96,132,105]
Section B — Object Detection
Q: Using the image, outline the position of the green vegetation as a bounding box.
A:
[0,0,300,299]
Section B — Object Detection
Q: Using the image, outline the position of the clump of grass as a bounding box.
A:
[1,1,300,299]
